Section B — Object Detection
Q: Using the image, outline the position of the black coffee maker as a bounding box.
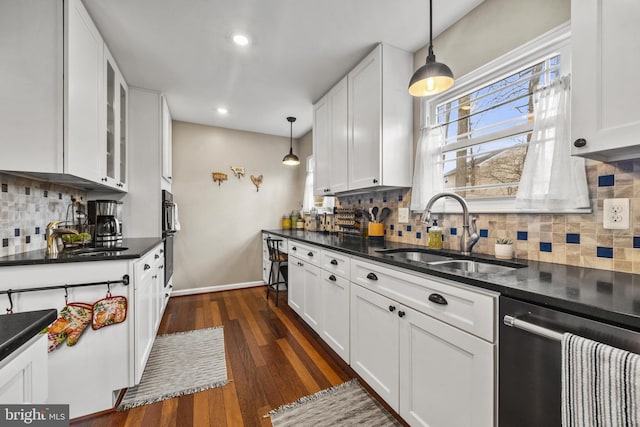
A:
[88,200,123,247]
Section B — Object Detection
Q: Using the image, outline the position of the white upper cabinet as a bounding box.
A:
[104,46,128,191]
[312,43,413,195]
[0,0,127,191]
[571,0,640,161]
[313,77,349,195]
[65,0,103,184]
[313,94,331,195]
[161,95,173,184]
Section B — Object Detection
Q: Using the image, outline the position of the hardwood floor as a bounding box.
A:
[71,286,406,426]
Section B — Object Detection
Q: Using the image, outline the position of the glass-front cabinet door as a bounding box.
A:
[104,47,127,191]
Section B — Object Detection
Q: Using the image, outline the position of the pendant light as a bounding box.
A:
[282,116,300,166]
[408,0,454,97]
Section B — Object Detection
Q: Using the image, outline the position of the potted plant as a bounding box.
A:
[495,238,513,259]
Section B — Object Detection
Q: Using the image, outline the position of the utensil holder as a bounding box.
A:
[368,222,384,240]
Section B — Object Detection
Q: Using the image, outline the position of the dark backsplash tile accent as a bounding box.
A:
[540,242,552,252]
[517,231,528,240]
[566,233,580,244]
[598,174,615,187]
[596,246,613,258]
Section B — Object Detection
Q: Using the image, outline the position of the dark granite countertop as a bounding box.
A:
[0,237,164,267]
[265,230,640,331]
[0,309,57,362]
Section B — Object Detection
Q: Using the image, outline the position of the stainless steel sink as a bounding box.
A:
[376,248,453,264]
[63,247,129,256]
[428,259,519,274]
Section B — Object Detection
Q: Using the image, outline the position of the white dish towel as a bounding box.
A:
[173,203,181,231]
[562,332,640,426]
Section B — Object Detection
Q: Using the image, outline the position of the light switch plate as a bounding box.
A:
[603,198,629,229]
[398,207,409,224]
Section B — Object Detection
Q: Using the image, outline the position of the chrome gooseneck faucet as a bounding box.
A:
[421,192,480,255]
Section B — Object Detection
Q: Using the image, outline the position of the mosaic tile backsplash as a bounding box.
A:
[338,159,640,274]
[0,173,87,257]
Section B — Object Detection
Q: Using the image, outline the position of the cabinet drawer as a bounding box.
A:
[321,248,350,279]
[350,258,496,342]
[289,242,320,266]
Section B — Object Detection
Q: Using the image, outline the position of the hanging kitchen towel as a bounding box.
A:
[173,202,181,231]
[92,294,127,330]
[562,333,640,427]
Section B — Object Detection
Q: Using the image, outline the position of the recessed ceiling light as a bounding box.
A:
[232,33,250,46]
[217,107,229,115]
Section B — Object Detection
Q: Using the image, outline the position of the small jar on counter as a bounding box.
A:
[282,215,292,230]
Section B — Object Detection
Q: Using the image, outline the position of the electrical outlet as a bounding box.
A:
[398,207,409,224]
[603,198,629,229]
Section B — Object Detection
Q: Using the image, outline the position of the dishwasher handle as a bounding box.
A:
[503,314,564,342]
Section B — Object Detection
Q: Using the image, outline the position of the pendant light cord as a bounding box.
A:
[428,0,435,60]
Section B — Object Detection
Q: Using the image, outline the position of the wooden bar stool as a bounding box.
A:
[265,238,288,306]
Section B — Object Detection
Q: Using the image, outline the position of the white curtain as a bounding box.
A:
[515,75,590,210]
[410,126,444,211]
[302,157,315,213]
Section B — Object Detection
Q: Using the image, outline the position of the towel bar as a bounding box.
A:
[503,314,564,342]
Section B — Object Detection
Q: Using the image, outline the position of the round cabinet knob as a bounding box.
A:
[398,311,406,318]
[373,178,379,184]
[388,305,396,312]
[292,246,297,251]
[573,138,587,148]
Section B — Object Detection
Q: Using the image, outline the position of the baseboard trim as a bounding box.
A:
[171,280,264,296]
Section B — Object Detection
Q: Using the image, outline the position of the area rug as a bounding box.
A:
[118,327,228,410]
[268,379,402,426]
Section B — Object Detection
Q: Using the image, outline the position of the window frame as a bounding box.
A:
[420,22,583,214]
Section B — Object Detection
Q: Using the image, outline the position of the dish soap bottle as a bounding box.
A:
[428,219,443,249]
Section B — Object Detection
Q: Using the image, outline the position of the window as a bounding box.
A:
[420,23,572,212]
[437,55,559,198]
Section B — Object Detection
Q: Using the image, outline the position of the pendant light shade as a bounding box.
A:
[408,0,454,97]
[282,116,300,166]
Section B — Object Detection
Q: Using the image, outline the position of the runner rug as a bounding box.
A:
[118,327,228,410]
[268,379,402,426]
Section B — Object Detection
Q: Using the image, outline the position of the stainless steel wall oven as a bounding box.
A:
[162,190,176,287]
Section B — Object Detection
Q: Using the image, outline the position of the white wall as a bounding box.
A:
[171,121,303,291]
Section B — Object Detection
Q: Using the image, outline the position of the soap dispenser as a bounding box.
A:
[428,219,443,249]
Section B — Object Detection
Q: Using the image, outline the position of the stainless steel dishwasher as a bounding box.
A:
[499,296,640,426]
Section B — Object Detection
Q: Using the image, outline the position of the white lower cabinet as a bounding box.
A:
[283,239,496,426]
[133,242,166,384]
[0,334,48,404]
[320,271,350,362]
[399,305,494,427]
[287,255,304,315]
[288,249,322,333]
[350,283,400,407]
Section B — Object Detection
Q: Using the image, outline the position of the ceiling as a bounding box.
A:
[83,0,483,138]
